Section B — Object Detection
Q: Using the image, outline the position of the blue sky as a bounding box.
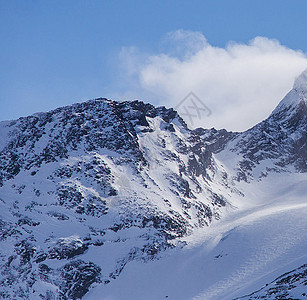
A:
[1,0,307,130]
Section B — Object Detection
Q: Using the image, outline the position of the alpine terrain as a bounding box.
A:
[1,69,307,299]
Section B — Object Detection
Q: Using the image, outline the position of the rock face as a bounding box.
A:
[237,264,307,300]
[0,69,307,299]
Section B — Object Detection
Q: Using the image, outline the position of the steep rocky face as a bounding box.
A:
[0,98,235,299]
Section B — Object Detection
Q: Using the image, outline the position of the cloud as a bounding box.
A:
[118,30,307,131]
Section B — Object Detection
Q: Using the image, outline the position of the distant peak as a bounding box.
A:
[293,68,307,92]
[270,69,307,117]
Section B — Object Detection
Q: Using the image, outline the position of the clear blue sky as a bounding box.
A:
[1,0,307,121]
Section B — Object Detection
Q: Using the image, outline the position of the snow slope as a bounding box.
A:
[84,172,307,300]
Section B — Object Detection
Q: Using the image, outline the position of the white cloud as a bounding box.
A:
[118,30,307,131]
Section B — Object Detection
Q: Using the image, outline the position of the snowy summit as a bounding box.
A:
[294,68,307,93]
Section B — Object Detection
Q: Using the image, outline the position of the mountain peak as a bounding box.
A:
[293,68,307,93]
[271,69,307,116]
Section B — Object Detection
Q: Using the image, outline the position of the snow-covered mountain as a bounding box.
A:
[0,69,307,299]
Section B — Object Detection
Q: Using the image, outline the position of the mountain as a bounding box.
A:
[0,69,307,299]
